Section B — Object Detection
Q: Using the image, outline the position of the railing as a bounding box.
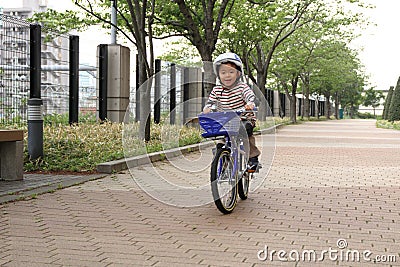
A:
[0,14,96,127]
[0,14,30,126]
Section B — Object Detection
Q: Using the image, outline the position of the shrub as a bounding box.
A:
[24,121,124,172]
[389,77,400,121]
[382,86,394,120]
[376,120,400,130]
[356,112,375,119]
[24,116,203,172]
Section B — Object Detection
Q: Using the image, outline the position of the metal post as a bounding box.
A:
[201,71,205,108]
[28,24,43,160]
[183,67,189,124]
[69,35,79,124]
[169,63,176,125]
[30,24,41,99]
[99,44,108,121]
[111,0,117,44]
[154,59,161,124]
[135,54,140,122]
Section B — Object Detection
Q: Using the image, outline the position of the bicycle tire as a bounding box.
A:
[210,148,237,214]
[238,153,250,200]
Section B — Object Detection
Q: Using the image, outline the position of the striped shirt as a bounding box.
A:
[204,81,256,122]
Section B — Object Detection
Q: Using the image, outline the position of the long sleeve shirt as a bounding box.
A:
[204,81,256,122]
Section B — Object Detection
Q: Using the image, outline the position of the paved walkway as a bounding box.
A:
[1,119,400,266]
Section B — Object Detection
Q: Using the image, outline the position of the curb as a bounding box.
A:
[97,123,283,174]
[97,141,217,174]
[0,173,106,204]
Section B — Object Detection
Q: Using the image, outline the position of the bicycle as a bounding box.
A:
[198,110,257,214]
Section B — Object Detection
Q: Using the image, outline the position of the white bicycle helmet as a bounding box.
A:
[213,52,244,76]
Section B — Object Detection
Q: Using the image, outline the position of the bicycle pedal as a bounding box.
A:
[247,164,262,173]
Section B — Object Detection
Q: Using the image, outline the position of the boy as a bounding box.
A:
[203,52,261,172]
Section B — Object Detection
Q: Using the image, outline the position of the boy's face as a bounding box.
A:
[218,63,240,88]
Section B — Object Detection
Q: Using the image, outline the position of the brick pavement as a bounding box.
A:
[1,119,400,266]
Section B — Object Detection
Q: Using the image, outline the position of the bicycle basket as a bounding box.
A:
[198,111,240,138]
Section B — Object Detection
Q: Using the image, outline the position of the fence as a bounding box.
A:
[0,14,96,127]
[0,13,195,128]
[126,56,209,127]
[0,14,326,129]
[0,14,30,125]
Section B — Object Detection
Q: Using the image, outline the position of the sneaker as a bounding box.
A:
[247,157,261,173]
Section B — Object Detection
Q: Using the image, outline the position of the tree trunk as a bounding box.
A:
[349,105,355,119]
[303,75,310,119]
[290,91,297,123]
[202,59,215,96]
[138,55,151,141]
[324,92,331,118]
[334,92,339,120]
[256,70,268,121]
[289,76,299,123]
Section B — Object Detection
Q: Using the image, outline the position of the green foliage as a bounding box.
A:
[376,120,400,130]
[363,88,384,109]
[24,121,124,172]
[158,40,203,67]
[356,112,375,119]
[23,119,203,173]
[382,86,394,120]
[253,117,291,132]
[388,77,400,122]
[28,8,98,42]
[43,113,97,125]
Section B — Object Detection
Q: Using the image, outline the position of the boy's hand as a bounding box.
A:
[203,107,212,114]
[244,103,255,110]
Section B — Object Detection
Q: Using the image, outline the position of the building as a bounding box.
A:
[1,0,70,115]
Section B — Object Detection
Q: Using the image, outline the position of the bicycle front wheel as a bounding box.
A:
[210,148,237,214]
[238,153,250,200]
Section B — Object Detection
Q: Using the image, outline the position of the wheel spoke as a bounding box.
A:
[211,149,237,214]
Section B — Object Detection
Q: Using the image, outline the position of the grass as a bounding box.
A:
[254,117,291,132]
[2,113,203,173]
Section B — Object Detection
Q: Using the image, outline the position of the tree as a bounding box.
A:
[158,40,202,67]
[388,77,400,122]
[270,22,350,122]
[219,0,324,98]
[382,86,394,120]
[217,0,371,120]
[337,75,365,119]
[154,0,239,94]
[363,88,384,117]
[308,39,365,119]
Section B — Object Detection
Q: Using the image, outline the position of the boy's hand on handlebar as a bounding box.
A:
[203,107,212,114]
[244,103,255,110]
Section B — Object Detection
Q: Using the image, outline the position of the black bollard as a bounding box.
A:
[27,98,43,160]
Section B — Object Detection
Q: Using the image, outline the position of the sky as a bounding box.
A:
[1,0,399,91]
[350,0,400,90]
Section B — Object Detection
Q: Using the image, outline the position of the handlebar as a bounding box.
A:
[205,107,257,114]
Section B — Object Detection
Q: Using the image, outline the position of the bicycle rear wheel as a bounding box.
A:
[210,148,237,214]
[238,153,250,200]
